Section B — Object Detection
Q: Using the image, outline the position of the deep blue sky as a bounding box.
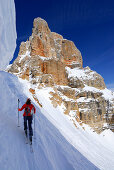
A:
[13,0,114,88]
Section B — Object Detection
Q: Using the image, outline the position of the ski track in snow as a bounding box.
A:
[0,71,114,170]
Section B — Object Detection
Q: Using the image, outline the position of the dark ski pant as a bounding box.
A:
[24,116,33,137]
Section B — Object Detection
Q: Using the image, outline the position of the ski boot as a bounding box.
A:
[29,136,32,145]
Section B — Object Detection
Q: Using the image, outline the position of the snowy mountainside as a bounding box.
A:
[18,73,114,169]
[65,66,114,132]
[0,71,99,170]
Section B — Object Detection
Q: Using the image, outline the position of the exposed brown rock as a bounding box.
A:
[50,91,62,108]
[39,74,54,87]
[61,40,83,68]
[29,88,35,94]
[33,17,51,36]
[76,91,102,99]
[68,77,85,88]
[77,96,114,133]
[30,35,46,56]
[33,96,42,108]
[63,100,79,115]
[29,88,42,107]
[41,59,68,85]
[110,114,114,132]
[18,41,30,55]
[20,68,29,81]
[57,86,76,99]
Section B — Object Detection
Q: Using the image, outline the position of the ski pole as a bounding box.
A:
[18,99,20,127]
[34,113,35,139]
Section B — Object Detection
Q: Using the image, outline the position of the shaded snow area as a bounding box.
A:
[0,71,99,170]
[0,0,17,70]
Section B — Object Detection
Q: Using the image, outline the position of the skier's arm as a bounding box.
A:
[18,104,26,111]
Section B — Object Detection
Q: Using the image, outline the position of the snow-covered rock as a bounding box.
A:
[0,0,17,70]
[66,66,106,89]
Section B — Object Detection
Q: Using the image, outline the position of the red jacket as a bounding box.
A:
[19,104,36,116]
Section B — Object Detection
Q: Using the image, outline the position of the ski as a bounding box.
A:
[30,144,33,153]
[25,135,33,152]
[29,136,33,152]
[29,139,33,152]
[25,136,28,144]
[25,131,28,144]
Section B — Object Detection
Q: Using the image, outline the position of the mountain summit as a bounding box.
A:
[8,17,114,133]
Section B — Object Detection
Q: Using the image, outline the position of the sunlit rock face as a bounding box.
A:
[8,17,114,133]
[8,17,82,85]
[0,0,17,70]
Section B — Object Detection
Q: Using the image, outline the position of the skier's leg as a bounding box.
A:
[28,116,33,143]
[24,116,27,136]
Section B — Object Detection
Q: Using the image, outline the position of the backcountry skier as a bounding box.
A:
[18,98,36,144]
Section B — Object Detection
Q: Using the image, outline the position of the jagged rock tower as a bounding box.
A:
[8,17,114,133]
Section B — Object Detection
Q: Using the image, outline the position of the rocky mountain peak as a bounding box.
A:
[8,17,114,133]
[32,17,51,36]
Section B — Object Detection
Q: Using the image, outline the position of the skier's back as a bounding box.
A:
[18,98,36,144]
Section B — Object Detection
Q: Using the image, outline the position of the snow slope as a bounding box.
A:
[0,71,99,170]
[0,0,17,70]
[34,88,114,170]
[19,78,114,170]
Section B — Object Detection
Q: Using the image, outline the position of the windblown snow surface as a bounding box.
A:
[0,0,17,70]
[0,71,114,170]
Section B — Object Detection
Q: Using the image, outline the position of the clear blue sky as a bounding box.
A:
[13,0,114,88]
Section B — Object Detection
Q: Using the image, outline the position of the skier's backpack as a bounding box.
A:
[25,105,31,116]
[31,107,34,116]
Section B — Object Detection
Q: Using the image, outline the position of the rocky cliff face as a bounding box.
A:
[8,17,114,133]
